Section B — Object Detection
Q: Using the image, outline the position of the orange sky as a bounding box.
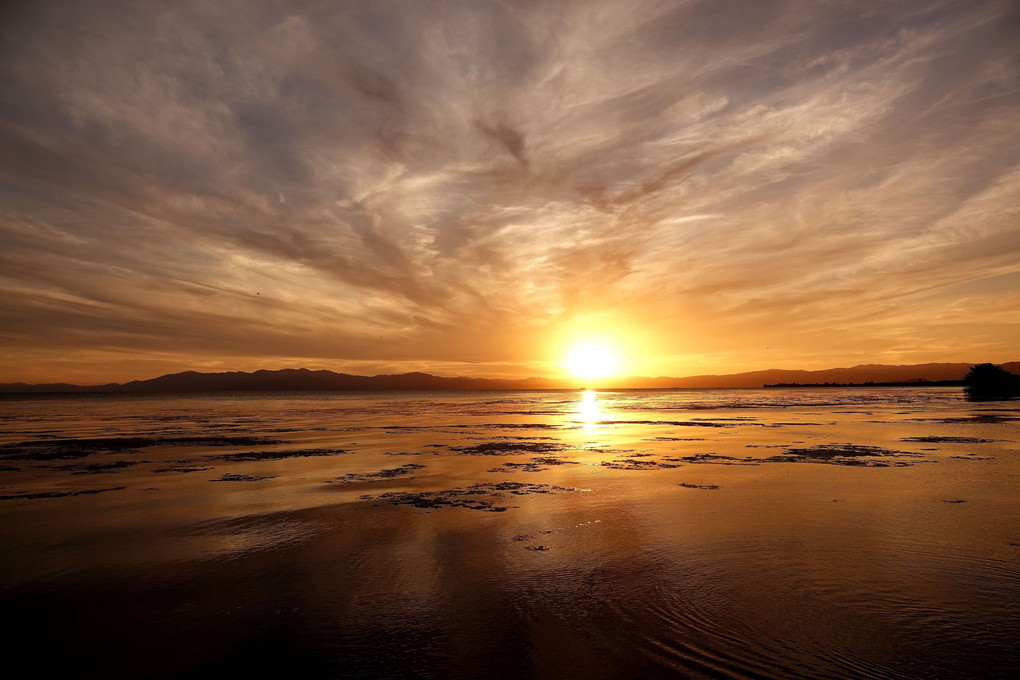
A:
[1,1,1018,384]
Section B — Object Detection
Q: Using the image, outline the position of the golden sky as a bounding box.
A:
[1,0,1018,383]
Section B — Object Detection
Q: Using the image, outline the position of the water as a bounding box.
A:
[0,388,1017,678]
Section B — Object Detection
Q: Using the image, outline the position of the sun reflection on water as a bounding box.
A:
[578,389,601,427]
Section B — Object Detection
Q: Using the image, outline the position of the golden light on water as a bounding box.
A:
[577,389,601,426]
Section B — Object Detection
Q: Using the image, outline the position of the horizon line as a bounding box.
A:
[2,360,1016,391]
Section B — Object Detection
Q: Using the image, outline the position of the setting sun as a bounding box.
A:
[565,342,618,380]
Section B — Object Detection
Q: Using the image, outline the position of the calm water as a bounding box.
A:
[0,388,1017,679]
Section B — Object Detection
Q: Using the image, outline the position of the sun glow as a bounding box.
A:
[565,342,618,380]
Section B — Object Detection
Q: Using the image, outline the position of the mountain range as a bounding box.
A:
[2,362,1017,393]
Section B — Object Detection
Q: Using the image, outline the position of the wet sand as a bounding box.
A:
[0,388,1017,678]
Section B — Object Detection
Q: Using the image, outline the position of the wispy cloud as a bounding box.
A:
[1,0,1018,381]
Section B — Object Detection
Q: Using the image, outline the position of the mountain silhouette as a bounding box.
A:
[2,362,1018,393]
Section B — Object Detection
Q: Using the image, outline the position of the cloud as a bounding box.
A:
[1,0,1018,381]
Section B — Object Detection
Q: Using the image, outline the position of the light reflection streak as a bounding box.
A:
[578,390,601,428]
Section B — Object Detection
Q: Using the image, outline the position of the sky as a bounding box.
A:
[1,0,1018,384]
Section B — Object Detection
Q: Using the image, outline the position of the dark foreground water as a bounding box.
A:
[0,388,1017,679]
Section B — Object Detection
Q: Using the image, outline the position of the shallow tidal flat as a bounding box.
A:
[0,388,1017,679]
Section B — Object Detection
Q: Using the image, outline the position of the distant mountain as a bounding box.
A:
[611,362,1020,389]
[0,368,559,393]
[2,362,1018,393]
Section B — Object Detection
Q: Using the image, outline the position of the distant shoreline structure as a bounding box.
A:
[2,362,1018,394]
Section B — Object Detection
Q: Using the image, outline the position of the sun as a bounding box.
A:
[565,342,618,380]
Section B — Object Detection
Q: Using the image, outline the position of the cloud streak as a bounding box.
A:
[1,0,1018,381]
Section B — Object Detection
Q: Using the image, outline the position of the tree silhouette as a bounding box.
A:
[963,363,1020,399]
